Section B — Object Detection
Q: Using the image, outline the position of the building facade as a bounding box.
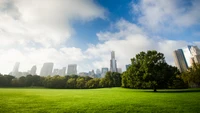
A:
[12,62,20,77]
[173,49,188,72]
[67,64,77,75]
[30,65,37,75]
[110,51,117,72]
[190,46,200,64]
[101,67,108,78]
[40,62,54,76]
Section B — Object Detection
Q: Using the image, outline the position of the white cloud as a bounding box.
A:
[86,19,193,71]
[97,19,144,41]
[132,0,200,31]
[0,0,106,48]
[0,0,199,75]
[0,0,106,74]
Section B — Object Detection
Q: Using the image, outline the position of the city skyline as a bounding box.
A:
[8,51,123,77]
[0,0,200,74]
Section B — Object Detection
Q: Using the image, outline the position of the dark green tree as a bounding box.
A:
[76,77,86,88]
[181,63,200,87]
[122,50,182,92]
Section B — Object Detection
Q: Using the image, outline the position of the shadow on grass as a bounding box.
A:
[143,89,200,93]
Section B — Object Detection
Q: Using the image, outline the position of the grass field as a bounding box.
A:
[0,88,200,113]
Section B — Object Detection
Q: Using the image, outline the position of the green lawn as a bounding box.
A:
[0,88,199,113]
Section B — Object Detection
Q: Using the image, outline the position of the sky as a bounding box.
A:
[0,0,200,74]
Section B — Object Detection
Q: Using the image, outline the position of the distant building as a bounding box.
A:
[101,67,108,78]
[126,64,131,70]
[52,69,59,75]
[52,67,66,76]
[30,65,37,75]
[12,62,20,77]
[58,67,66,76]
[88,70,95,78]
[95,69,101,78]
[190,46,200,64]
[40,62,54,76]
[117,68,122,73]
[110,51,117,72]
[173,49,188,72]
[67,64,77,75]
[79,72,88,76]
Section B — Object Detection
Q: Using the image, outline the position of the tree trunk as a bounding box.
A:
[153,87,157,92]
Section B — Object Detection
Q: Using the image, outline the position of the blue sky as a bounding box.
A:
[0,0,200,74]
[70,0,200,50]
[70,0,135,49]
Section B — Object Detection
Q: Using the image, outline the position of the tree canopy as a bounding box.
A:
[122,50,185,91]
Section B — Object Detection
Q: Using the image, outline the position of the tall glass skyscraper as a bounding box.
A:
[173,49,188,72]
[110,51,117,72]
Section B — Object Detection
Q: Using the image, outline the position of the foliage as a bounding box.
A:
[122,50,185,91]
[181,63,200,88]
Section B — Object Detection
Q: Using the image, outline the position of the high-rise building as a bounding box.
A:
[101,67,108,78]
[190,46,200,56]
[173,49,188,72]
[40,62,54,76]
[67,64,77,75]
[52,67,66,76]
[189,46,200,64]
[95,69,101,78]
[88,70,95,78]
[110,51,117,72]
[126,64,131,70]
[30,65,37,75]
[12,62,20,77]
[58,67,66,76]
[117,68,122,73]
[79,72,88,76]
[96,69,101,75]
[52,69,59,75]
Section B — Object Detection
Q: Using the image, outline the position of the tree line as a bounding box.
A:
[0,50,200,91]
[0,72,121,89]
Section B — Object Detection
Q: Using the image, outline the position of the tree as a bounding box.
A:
[76,77,85,88]
[85,78,100,88]
[66,78,76,88]
[181,63,200,87]
[122,50,182,92]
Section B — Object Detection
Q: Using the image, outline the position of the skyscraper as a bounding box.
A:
[12,62,20,77]
[58,67,66,76]
[110,51,117,72]
[67,64,77,75]
[190,46,200,64]
[173,49,188,72]
[40,62,54,76]
[30,65,37,75]
[52,69,59,75]
[101,67,108,78]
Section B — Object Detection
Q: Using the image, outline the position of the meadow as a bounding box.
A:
[0,88,200,113]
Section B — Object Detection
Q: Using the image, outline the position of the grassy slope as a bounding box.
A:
[0,88,199,113]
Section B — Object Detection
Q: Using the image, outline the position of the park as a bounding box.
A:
[0,88,200,113]
[0,50,200,112]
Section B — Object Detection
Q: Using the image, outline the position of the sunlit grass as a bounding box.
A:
[0,88,199,113]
